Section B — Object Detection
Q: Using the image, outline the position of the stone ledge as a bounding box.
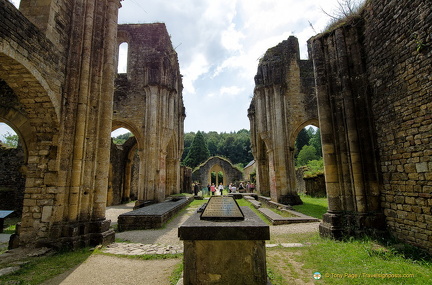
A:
[118,197,193,231]
[258,208,319,225]
[178,207,270,240]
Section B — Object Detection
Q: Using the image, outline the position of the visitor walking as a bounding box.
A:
[218,183,224,195]
[210,183,216,195]
[194,183,199,196]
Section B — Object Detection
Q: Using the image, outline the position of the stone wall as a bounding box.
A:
[249,36,316,205]
[114,23,185,203]
[304,175,326,198]
[309,0,431,252]
[192,157,243,187]
[363,0,432,252]
[0,145,25,212]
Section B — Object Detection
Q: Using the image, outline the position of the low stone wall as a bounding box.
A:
[118,197,193,231]
[304,174,326,197]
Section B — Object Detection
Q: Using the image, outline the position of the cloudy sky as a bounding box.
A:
[117,0,354,134]
[1,0,360,139]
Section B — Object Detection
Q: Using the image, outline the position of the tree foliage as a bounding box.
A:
[183,131,210,168]
[295,126,323,167]
[0,131,19,148]
[182,129,253,167]
[112,132,133,145]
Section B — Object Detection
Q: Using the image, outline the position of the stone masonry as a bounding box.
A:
[113,24,185,204]
[309,0,431,252]
[192,156,243,187]
[249,36,316,205]
[250,0,431,253]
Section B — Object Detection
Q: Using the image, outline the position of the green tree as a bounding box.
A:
[309,128,322,157]
[296,145,318,166]
[295,128,311,155]
[112,132,132,145]
[0,131,19,148]
[182,132,196,161]
[183,131,210,168]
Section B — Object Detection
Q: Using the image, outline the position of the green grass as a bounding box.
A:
[266,232,432,284]
[301,236,432,284]
[0,248,93,285]
[236,199,272,225]
[170,261,183,285]
[292,195,328,219]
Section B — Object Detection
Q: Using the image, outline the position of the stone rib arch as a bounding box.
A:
[0,53,60,127]
[192,157,243,187]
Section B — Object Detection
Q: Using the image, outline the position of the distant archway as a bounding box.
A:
[192,157,242,188]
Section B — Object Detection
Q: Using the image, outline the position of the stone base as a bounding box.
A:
[319,211,387,240]
[19,219,116,250]
[183,240,267,285]
[179,207,270,285]
[278,194,303,206]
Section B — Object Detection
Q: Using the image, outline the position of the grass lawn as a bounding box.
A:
[292,195,328,219]
[0,248,93,285]
[267,232,432,284]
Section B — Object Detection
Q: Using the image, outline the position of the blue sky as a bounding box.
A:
[1,0,363,138]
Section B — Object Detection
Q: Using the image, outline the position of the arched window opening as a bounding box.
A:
[293,124,326,201]
[0,123,19,148]
[111,127,133,145]
[117,42,128,74]
[0,122,25,219]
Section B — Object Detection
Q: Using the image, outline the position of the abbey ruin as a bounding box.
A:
[0,0,184,248]
[0,0,431,256]
[250,0,431,253]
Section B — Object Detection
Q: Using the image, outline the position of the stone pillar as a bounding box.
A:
[310,20,385,239]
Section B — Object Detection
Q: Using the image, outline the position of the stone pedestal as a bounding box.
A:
[178,207,270,285]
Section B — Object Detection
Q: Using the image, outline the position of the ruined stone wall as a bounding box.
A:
[192,157,243,187]
[114,24,185,202]
[304,174,326,198]
[310,0,431,252]
[1,0,120,248]
[109,137,137,205]
[249,36,316,205]
[363,0,432,252]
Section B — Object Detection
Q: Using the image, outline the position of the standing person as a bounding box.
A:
[210,183,216,195]
[228,183,233,193]
[207,184,211,196]
[218,183,224,195]
[194,183,199,196]
[239,182,244,193]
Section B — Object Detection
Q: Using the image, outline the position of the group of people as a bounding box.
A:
[192,181,255,196]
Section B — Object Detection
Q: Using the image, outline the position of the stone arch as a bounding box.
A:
[290,119,320,150]
[109,122,142,205]
[192,157,243,187]
[0,52,60,246]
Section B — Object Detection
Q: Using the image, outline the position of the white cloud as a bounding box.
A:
[116,0,349,133]
[221,24,245,52]
[182,53,210,94]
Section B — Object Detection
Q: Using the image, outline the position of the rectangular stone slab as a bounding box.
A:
[179,206,269,240]
[200,196,244,220]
